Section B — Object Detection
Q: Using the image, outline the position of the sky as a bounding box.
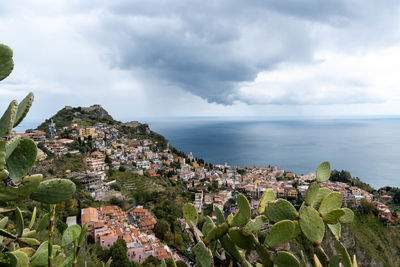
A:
[1,0,400,123]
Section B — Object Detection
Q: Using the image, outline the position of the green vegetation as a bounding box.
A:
[346,213,400,267]
[330,169,375,193]
[0,43,87,267]
[178,162,359,267]
[37,105,116,132]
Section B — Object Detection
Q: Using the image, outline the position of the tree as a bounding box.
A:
[110,239,130,267]
[174,233,183,245]
[360,198,376,214]
[153,219,170,240]
[394,191,400,204]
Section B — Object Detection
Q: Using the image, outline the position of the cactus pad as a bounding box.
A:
[327,222,341,239]
[334,239,352,267]
[316,161,331,182]
[312,187,331,209]
[265,220,295,247]
[318,192,343,216]
[305,182,320,206]
[214,206,225,224]
[62,224,81,246]
[243,215,267,234]
[265,199,298,223]
[6,138,37,183]
[258,188,275,213]
[220,235,244,262]
[193,241,213,267]
[30,178,76,204]
[272,251,300,267]
[0,44,14,82]
[203,223,228,244]
[202,216,216,236]
[8,251,29,267]
[339,208,354,224]
[183,203,198,227]
[0,100,17,137]
[230,194,251,227]
[299,206,325,244]
[228,229,256,250]
[13,92,34,127]
[322,209,345,224]
[0,174,42,202]
[15,207,24,236]
[5,136,21,160]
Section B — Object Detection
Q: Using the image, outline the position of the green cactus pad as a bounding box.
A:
[319,192,343,216]
[230,194,251,227]
[30,241,54,266]
[36,212,49,231]
[214,206,225,224]
[7,251,29,267]
[243,215,267,234]
[6,138,37,183]
[0,141,5,171]
[328,223,341,239]
[5,136,21,160]
[323,209,345,224]
[0,100,17,137]
[339,208,354,224]
[299,206,325,244]
[228,229,256,250]
[28,207,36,230]
[305,182,320,206]
[193,241,213,267]
[265,219,295,247]
[203,223,228,244]
[183,203,198,227]
[316,161,331,182]
[0,228,16,239]
[291,220,301,239]
[62,224,81,246]
[312,187,332,209]
[258,188,275,214]
[314,254,323,267]
[334,239,352,267]
[0,44,14,82]
[272,251,300,267]
[227,214,234,225]
[202,216,216,236]
[13,92,34,127]
[0,216,8,229]
[265,199,298,223]
[17,237,41,247]
[30,178,76,204]
[22,229,36,237]
[329,254,342,267]
[220,235,244,262]
[0,174,42,202]
[15,207,24,236]
[16,247,35,257]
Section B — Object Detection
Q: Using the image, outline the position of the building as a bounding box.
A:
[79,127,97,138]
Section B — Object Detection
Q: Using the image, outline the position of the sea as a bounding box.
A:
[146,117,400,189]
[17,117,400,189]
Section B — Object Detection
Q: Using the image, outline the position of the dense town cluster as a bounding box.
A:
[80,205,174,264]
[11,105,398,265]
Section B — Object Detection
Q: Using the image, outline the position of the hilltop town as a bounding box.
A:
[13,104,400,265]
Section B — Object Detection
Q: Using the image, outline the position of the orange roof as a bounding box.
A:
[58,138,73,142]
[81,208,99,225]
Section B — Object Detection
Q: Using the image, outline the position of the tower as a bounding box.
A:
[49,119,56,140]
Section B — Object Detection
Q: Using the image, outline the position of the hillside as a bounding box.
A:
[37,104,117,131]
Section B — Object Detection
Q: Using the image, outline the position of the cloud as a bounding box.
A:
[0,0,400,119]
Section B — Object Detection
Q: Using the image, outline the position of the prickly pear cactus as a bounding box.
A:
[183,161,358,267]
[0,43,80,267]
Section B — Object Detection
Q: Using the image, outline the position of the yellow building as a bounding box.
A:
[79,127,96,138]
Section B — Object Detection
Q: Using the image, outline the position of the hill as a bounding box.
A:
[37,104,117,131]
